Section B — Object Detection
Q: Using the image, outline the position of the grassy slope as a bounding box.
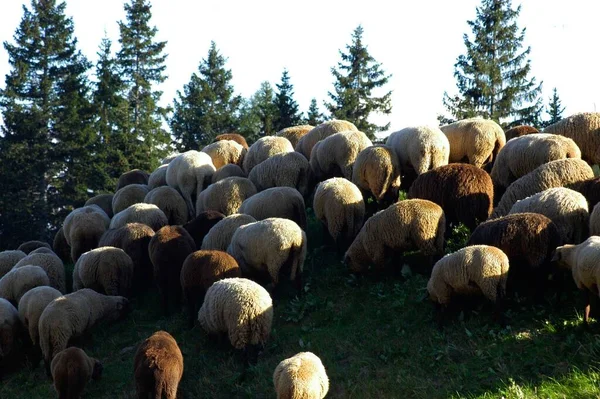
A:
[2,210,600,399]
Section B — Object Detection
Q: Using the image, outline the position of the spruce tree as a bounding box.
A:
[117,0,170,170]
[325,25,392,139]
[170,41,241,150]
[442,0,542,127]
[543,87,565,127]
[273,69,302,131]
[238,82,278,143]
[306,98,324,126]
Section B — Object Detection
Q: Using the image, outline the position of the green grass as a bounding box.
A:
[2,211,600,398]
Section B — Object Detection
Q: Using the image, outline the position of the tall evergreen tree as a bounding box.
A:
[442,0,542,127]
[273,69,302,131]
[238,82,278,143]
[117,0,170,170]
[325,25,392,139]
[543,87,565,127]
[170,41,241,150]
[306,98,324,126]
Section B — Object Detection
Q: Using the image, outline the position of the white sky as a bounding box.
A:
[1,0,599,138]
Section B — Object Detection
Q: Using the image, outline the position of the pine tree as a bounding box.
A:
[306,98,324,126]
[543,87,565,127]
[117,0,170,171]
[325,25,392,139]
[442,0,542,127]
[238,82,279,143]
[273,69,302,131]
[170,41,241,150]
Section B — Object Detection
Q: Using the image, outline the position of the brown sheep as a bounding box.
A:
[17,241,51,254]
[149,226,196,316]
[408,163,494,231]
[51,347,103,399]
[116,169,149,190]
[504,125,539,141]
[183,210,226,249]
[52,227,72,264]
[276,125,313,148]
[295,119,358,159]
[573,177,600,210]
[215,133,249,149]
[85,194,114,218]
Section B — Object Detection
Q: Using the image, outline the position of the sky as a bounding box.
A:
[0,0,599,138]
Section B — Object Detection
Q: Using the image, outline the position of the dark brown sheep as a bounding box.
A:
[180,250,241,328]
[99,223,156,293]
[215,133,249,149]
[183,210,226,249]
[573,177,600,210]
[84,193,114,218]
[116,169,149,191]
[408,163,493,231]
[17,240,51,254]
[51,347,102,399]
[467,212,562,298]
[52,227,72,264]
[134,331,183,399]
[149,226,196,315]
[504,125,539,141]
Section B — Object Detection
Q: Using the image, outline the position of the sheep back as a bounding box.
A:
[112,184,150,215]
[148,164,168,190]
[17,240,52,254]
[215,133,249,149]
[202,140,246,169]
[385,126,450,176]
[248,152,313,198]
[276,125,313,148]
[196,177,257,216]
[243,136,294,174]
[295,119,358,159]
[200,214,257,252]
[0,250,26,279]
[13,252,66,293]
[543,112,600,164]
[73,247,134,297]
[144,186,188,225]
[17,286,62,347]
[440,118,506,168]
[351,145,401,203]
[109,203,168,232]
[85,194,114,218]
[51,347,102,399]
[117,169,149,190]
[504,125,539,141]
[0,265,50,305]
[63,205,111,263]
[311,131,372,180]
[239,187,307,231]
[212,164,246,184]
[273,352,329,399]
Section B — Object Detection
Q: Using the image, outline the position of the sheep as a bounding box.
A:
[109,203,169,232]
[201,214,257,252]
[116,169,149,190]
[490,133,582,194]
[543,112,600,164]
[427,245,509,327]
[508,187,589,244]
[17,240,52,254]
[276,125,313,148]
[144,186,188,225]
[38,288,129,376]
[149,226,196,315]
[407,163,493,231]
[0,250,26,279]
[504,125,539,141]
[133,331,183,399]
[0,298,21,372]
[85,193,114,218]
[467,212,562,298]
[313,178,365,250]
[17,286,62,353]
[98,223,155,292]
[0,265,50,305]
[574,177,600,210]
[148,164,168,190]
[197,277,273,364]
[273,352,329,399]
[184,210,226,249]
[112,184,150,215]
[195,176,257,217]
[227,218,306,293]
[63,205,111,263]
[243,136,294,174]
[295,119,358,159]
[161,153,180,165]
[51,347,103,399]
[248,151,314,198]
[440,118,506,168]
[352,145,401,205]
[239,187,307,231]
[212,164,246,184]
[202,140,246,169]
[30,247,56,255]
[491,158,594,218]
[310,130,372,181]
[180,250,241,327]
[590,203,600,236]
[73,247,134,297]
[344,199,446,273]
[13,252,66,293]
[166,150,217,219]
[215,133,249,149]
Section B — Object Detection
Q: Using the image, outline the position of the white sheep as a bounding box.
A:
[385,125,450,176]
[201,214,257,252]
[440,118,506,168]
[273,352,329,399]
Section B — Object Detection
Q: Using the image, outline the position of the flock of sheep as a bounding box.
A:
[1,111,600,398]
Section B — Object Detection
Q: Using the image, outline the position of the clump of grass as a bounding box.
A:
[446,222,471,253]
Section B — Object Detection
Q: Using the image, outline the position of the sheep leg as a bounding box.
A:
[583,289,592,325]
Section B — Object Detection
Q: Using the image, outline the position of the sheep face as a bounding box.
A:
[106,298,131,323]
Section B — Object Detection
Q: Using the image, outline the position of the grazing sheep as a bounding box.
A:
[202,140,246,169]
[116,169,149,190]
[0,265,50,305]
[295,119,358,159]
[134,331,183,399]
[109,203,169,232]
[351,145,401,205]
[149,226,196,315]
[198,277,273,364]
[18,286,62,351]
[85,194,114,218]
[504,125,539,141]
[543,112,600,164]
[184,211,226,249]
[38,288,129,376]
[491,158,594,218]
[215,133,249,149]
[180,250,241,327]
[314,178,365,249]
[310,130,372,180]
[166,150,217,219]
[273,352,329,399]
[427,245,509,326]
[201,214,257,252]
[0,250,26,279]
[51,347,103,399]
[590,203,600,236]
[508,187,589,244]
[490,134,582,193]
[243,136,294,174]
[144,186,189,225]
[344,199,446,273]
[440,118,506,168]
[572,177,600,211]
[148,164,168,190]
[161,153,180,165]
[112,184,150,215]
[73,247,134,297]
[276,125,313,148]
[0,298,21,371]
[63,205,111,263]
[212,164,246,183]
[13,252,66,293]
[30,247,55,255]
[196,177,257,216]
[248,152,314,198]
[239,187,307,231]
[17,241,52,254]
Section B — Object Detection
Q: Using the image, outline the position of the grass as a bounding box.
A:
[3,210,600,398]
